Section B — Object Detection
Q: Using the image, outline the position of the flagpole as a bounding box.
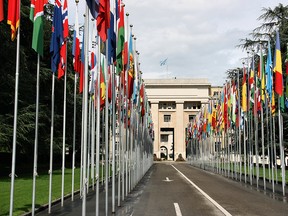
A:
[9,3,21,214]
[259,42,266,190]
[32,54,40,216]
[237,68,242,182]
[278,97,285,196]
[112,65,116,213]
[254,49,259,188]
[105,40,110,216]
[61,42,68,207]
[48,72,55,214]
[82,4,90,215]
[125,12,129,198]
[95,35,101,216]
[72,73,78,201]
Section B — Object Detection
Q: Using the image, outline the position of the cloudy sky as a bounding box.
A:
[69,0,282,86]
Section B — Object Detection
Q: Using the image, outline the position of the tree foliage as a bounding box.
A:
[0,0,82,164]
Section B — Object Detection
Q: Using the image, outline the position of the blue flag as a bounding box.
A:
[86,0,99,18]
[50,0,63,73]
[108,12,116,65]
[265,40,273,101]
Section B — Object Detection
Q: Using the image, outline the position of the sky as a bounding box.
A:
[68,0,283,86]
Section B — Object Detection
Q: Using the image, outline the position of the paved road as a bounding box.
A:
[36,162,288,216]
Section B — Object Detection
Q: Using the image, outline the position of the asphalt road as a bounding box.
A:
[36,162,288,216]
[132,162,288,216]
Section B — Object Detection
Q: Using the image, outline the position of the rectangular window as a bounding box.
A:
[189,115,195,122]
[164,115,171,122]
[160,134,169,142]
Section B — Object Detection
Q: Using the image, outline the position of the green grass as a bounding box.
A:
[213,162,288,183]
[0,168,81,216]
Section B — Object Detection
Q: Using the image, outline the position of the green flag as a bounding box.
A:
[30,0,47,56]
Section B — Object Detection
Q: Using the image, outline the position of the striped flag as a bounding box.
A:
[273,30,283,96]
[7,0,20,41]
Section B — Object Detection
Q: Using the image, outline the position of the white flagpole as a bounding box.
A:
[111,65,116,213]
[82,4,90,215]
[61,43,68,207]
[105,35,110,216]
[95,35,101,216]
[48,73,55,214]
[118,75,122,207]
[32,54,40,216]
[87,96,93,192]
[9,3,21,215]
[259,43,266,190]
[72,73,78,201]
[278,98,285,196]
[125,12,129,198]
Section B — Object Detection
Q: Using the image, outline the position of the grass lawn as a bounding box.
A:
[0,168,81,216]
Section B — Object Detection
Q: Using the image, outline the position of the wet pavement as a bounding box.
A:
[34,162,288,216]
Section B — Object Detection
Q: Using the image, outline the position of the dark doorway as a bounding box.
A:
[160,128,174,160]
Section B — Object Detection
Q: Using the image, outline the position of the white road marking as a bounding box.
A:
[171,165,232,216]
[174,203,182,216]
[163,177,173,182]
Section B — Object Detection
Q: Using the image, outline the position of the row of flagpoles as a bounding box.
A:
[186,30,287,196]
[3,0,154,215]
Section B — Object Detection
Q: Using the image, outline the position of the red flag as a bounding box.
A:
[97,0,110,41]
[57,42,66,79]
[7,0,20,41]
[0,0,4,22]
[58,0,69,79]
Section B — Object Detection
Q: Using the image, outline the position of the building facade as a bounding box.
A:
[145,78,211,161]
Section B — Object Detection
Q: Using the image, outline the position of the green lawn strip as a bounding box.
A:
[0,168,81,216]
[211,162,288,183]
[0,164,109,216]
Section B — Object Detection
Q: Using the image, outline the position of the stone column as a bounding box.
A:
[151,102,159,158]
[175,101,184,160]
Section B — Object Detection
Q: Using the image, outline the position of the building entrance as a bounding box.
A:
[160,128,174,160]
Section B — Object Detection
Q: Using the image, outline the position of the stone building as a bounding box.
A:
[145,78,212,161]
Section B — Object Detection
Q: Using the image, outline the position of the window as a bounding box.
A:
[189,115,195,122]
[184,101,201,110]
[164,115,171,122]
[159,102,176,109]
[161,135,168,142]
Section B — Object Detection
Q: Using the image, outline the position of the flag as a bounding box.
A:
[72,3,81,73]
[160,58,167,66]
[58,0,68,79]
[273,30,283,96]
[100,61,106,109]
[266,40,273,100]
[107,12,116,65]
[97,0,110,42]
[86,0,99,18]
[249,69,255,110]
[30,0,47,56]
[242,67,247,112]
[50,0,64,73]
[0,0,4,22]
[127,33,135,99]
[7,0,20,41]
[116,0,125,75]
